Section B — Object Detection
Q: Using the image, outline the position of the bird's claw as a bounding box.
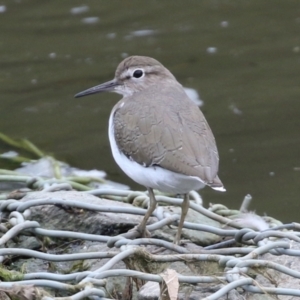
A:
[130,225,151,238]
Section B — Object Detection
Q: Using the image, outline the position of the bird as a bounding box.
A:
[75,56,225,244]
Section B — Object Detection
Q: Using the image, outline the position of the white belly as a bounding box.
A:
[108,113,205,194]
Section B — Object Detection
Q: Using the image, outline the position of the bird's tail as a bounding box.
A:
[209,175,226,192]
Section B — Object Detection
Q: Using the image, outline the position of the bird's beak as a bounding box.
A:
[74,79,120,98]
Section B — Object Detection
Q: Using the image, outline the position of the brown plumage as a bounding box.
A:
[113,81,223,189]
[75,55,225,244]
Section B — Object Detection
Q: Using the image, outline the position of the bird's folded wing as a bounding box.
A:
[113,87,220,184]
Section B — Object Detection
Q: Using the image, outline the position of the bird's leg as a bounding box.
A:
[174,193,189,244]
[136,187,157,238]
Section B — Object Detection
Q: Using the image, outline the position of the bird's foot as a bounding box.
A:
[173,237,181,245]
[129,225,151,238]
[173,232,186,245]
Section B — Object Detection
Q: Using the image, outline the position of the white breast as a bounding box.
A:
[108,112,206,194]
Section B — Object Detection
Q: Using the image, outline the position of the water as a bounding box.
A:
[0,1,299,222]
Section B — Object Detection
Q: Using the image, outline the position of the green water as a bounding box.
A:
[0,1,299,222]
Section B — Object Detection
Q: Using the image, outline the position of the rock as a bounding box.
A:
[155,206,222,245]
[20,190,222,245]
[8,236,42,250]
[2,189,300,299]
[138,281,160,300]
[21,191,152,236]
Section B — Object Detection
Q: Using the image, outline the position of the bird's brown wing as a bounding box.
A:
[113,84,220,185]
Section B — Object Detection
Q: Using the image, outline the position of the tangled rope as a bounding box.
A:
[0,178,299,299]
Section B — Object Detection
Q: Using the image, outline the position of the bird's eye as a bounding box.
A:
[133,69,144,78]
